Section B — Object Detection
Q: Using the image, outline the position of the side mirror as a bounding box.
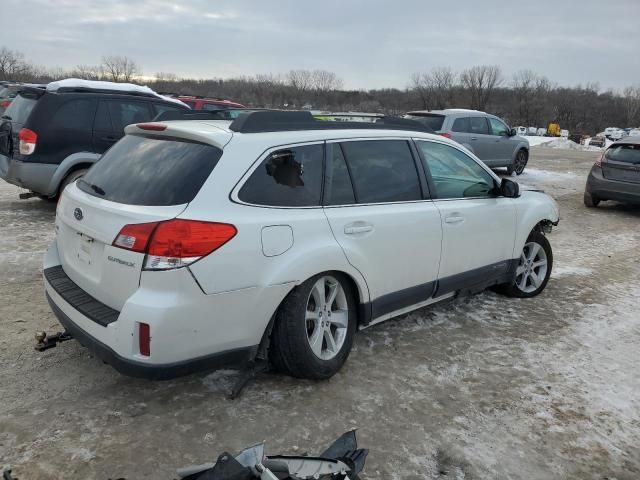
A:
[509,128,517,137]
[500,178,519,198]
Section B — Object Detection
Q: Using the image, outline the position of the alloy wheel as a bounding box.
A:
[305,275,349,360]
[515,241,548,293]
[515,151,527,174]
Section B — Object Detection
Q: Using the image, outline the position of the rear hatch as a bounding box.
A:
[602,142,640,184]
[55,133,223,311]
[0,91,40,174]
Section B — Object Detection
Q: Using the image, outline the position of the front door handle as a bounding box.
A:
[344,223,373,235]
[101,136,118,143]
[444,215,465,225]
[470,137,478,141]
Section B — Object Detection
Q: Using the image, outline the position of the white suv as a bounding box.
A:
[43,111,560,380]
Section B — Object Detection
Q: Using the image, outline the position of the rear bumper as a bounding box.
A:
[0,154,57,195]
[46,292,255,380]
[43,240,269,380]
[586,166,640,204]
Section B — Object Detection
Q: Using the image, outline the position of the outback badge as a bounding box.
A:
[74,207,83,221]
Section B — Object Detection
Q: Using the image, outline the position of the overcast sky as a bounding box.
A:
[3,0,639,91]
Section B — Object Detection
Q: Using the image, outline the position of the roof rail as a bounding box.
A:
[153,110,240,122]
[53,86,158,98]
[228,110,434,134]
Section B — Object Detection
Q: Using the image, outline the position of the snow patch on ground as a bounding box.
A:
[528,137,603,151]
[551,265,593,278]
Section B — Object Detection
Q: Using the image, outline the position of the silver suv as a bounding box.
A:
[404,109,530,175]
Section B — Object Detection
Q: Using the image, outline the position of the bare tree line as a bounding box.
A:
[1,46,639,134]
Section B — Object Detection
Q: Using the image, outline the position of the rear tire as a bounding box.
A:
[584,192,600,208]
[270,273,357,380]
[500,231,553,298]
[60,168,88,196]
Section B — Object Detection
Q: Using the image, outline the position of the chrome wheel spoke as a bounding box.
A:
[324,330,338,354]
[517,273,528,290]
[527,243,541,262]
[308,324,324,357]
[533,259,547,269]
[330,310,349,328]
[326,281,339,308]
[311,279,327,311]
[305,310,319,322]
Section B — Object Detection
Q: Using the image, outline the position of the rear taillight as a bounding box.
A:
[112,219,237,270]
[438,132,452,139]
[138,322,150,356]
[0,100,11,108]
[595,152,605,167]
[114,222,158,253]
[18,128,37,155]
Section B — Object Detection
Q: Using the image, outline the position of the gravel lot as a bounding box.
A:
[1,147,638,479]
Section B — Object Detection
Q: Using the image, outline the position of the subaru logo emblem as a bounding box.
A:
[74,207,84,221]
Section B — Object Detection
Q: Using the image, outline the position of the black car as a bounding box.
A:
[0,80,189,199]
[584,137,640,207]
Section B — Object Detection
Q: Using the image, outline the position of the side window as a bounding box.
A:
[107,101,152,132]
[469,117,489,135]
[452,117,470,133]
[341,140,422,203]
[94,100,113,131]
[488,117,509,136]
[417,141,495,199]
[154,103,184,116]
[238,144,323,207]
[326,144,356,205]
[52,99,96,131]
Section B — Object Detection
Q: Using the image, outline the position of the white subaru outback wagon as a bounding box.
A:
[43,111,559,380]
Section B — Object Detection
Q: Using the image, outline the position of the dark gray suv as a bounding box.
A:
[404,109,530,175]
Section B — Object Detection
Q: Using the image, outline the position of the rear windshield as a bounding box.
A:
[605,144,640,164]
[3,94,37,123]
[77,135,222,206]
[404,114,445,131]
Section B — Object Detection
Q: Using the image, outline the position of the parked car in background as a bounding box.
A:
[516,126,527,136]
[404,109,530,174]
[176,95,245,111]
[560,129,569,138]
[0,79,189,199]
[43,111,559,380]
[569,133,586,145]
[604,127,621,139]
[547,123,561,137]
[588,135,606,148]
[629,129,640,137]
[536,128,547,136]
[527,127,538,136]
[584,136,640,207]
[610,129,624,141]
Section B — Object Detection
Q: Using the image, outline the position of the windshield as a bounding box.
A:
[77,135,223,206]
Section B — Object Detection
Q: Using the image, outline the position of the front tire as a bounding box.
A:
[584,192,600,208]
[270,273,357,380]
[511,149,528,175]
[502,231,553,298]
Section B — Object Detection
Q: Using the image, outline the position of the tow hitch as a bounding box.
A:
[34,330,73,352]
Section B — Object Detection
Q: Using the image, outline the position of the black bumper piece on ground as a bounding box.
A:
[45,291,257,381]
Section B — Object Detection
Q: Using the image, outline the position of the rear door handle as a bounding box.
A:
[444,215,465,225]
[344,223,373,235]
[470,137,477,141]
[101,136,118,142]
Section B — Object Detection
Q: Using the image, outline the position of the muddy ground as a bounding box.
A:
[0,147,638,479]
